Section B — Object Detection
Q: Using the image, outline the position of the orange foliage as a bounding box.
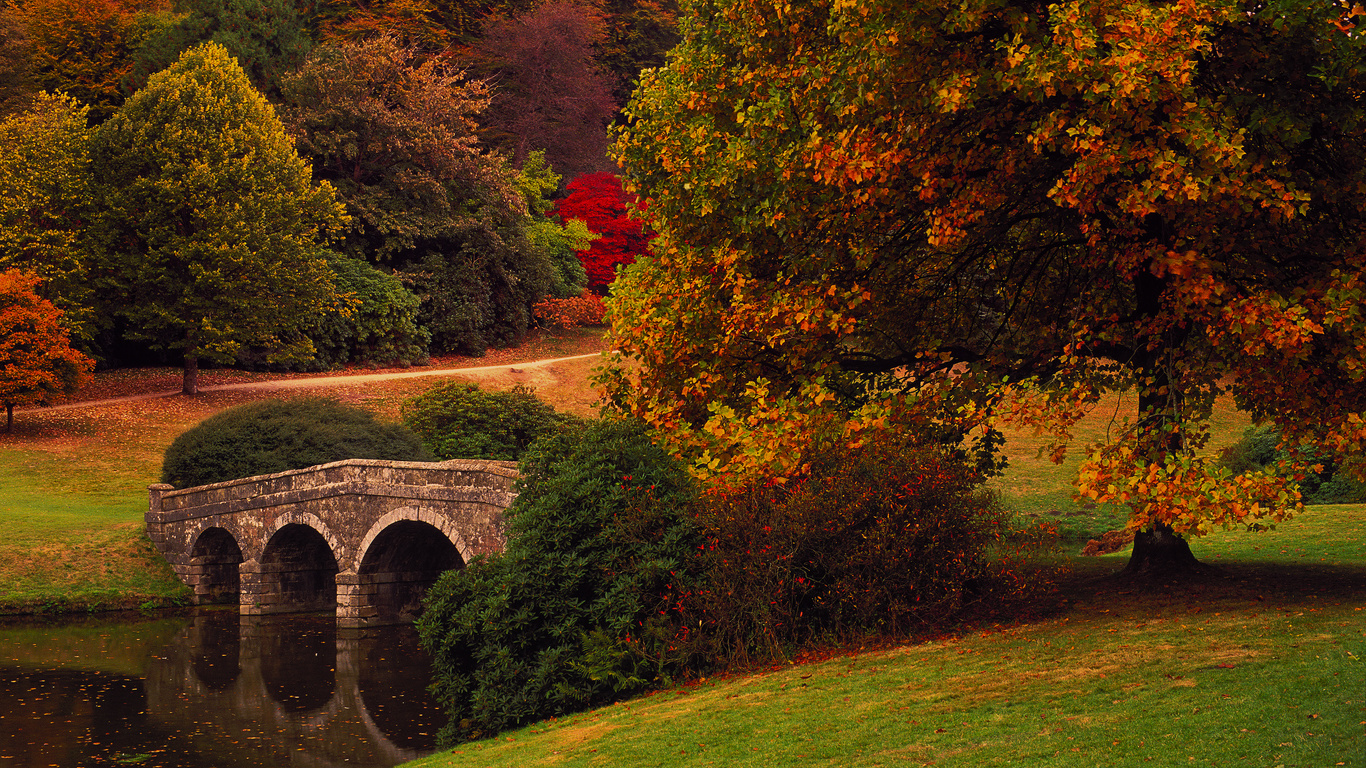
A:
[609,0,1366,540]
[0,269,93,430]
[533,292,605,329]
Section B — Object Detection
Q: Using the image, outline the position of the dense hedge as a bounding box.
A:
[161,397,430,488]
[416,419,702,745]
[400,382,573,461]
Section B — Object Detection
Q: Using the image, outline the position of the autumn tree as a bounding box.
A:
[608,0,1366,574]
[0,5,40,115]
[282,36,552,354]
[90,42,347,394]
[8,0,175,121]
[553,171,647,292]
[594,0,678,106]
[0,92,95,339]
[461,0,618,179]
[0,269,93,431]
[317,0,452,55]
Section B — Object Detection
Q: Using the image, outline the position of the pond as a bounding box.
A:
[0,610,447,767]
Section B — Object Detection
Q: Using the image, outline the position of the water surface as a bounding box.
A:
[0,611,446,767]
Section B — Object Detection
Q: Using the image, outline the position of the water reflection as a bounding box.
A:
[0,611,446,767]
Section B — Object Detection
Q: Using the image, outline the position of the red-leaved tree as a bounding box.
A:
[0,269,93,431]
[552,172,648,293]
[460,0,618,179]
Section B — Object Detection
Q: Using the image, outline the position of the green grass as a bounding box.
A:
[991,389,1256,543]
[4,345,1363,766]
[406,505,1366,767]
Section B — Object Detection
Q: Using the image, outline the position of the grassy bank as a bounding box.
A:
[407,505,1366,767]
[0,328,610,613]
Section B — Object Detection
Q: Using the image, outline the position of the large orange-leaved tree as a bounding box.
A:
[606,0,1366,574]
[0,269,93,431]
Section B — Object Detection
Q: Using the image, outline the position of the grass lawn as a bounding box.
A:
[406,504,1366,768]
[2,337,1362,766]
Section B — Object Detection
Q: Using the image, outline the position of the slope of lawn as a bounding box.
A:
[404,390,1365,768]
[406,503,1365,768]
[0,328,610,612]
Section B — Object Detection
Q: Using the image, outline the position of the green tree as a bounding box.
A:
[0,92,95,340]
[515,151,592,298]
[400,381,572,460]
[281,36,552,354]
[127,0,316,100]
[91,42,348,394]
[418,418,702,745]
[0,268,93,431]
[608,0,1366,574]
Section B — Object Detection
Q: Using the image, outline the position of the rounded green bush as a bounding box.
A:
[417,418,702,745]
[400,382,573,461]
[161,397,431,488]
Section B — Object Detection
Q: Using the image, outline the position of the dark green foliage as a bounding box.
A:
[128,0,315,100]
[401,382,570,461]
[307,255,430,367]
[516,151,591,299]
[161,397,430,488]
[89,42,347,394]
[1218,425,1366,505]
[688,437,1015,663]
[280,37,553,355]
[403,239,551,355]
[416,418,702,745]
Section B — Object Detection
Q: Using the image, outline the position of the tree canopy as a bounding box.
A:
[607,0,1366,571]
[90,42,348,394]
[460,0,618,178]
[0,92,94,339]
[282,36,552,354]
[553,171,648,293]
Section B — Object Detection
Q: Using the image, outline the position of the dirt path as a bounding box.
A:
[32,352,605,413]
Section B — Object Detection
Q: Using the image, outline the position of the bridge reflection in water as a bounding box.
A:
[0,611,446,767]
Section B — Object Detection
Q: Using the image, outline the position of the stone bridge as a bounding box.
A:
[146,459,516,627]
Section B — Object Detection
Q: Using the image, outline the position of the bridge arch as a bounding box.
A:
[146,459,516,626]
[188,525,245,605]
[247,516,344,615]
[346,509,469,625]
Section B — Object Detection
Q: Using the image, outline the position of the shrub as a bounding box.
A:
[400,382,573,461]
[417,418,703,745]
[685,437,1024,663]
[1217,424,1366,504]
[161,397,430,488]
[308,255,431,367]
[532,292,606,329]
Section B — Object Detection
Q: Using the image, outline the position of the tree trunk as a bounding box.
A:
[183,352,199,395]
[4,403,11,432]
[1120,521,1207,577]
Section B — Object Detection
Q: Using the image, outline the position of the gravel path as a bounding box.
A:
[30,352,604,413]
